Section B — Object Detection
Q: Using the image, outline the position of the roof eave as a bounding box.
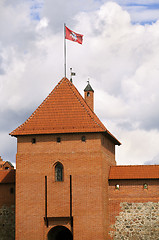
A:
[103,131,121,146]
[10,130,121,144]
[109,177,159,180]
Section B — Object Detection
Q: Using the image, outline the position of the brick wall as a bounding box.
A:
[108,179,159,239]
[84,91,94,111]
[0,182,15,240]
[0,183,15,208]
[16,132,115,240]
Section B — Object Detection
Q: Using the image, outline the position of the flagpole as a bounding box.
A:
[64,23,66,77]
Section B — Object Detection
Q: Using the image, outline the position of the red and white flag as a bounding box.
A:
[65,26,83,44]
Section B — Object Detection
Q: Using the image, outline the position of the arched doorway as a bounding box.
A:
[47,226,73,240]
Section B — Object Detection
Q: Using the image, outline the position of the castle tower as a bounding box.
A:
[10,78,120,240]
[84,81,94,111]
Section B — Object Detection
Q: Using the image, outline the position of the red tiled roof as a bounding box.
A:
[0,161,5,166]
[0,170,15,183]
[10,78,120,145]
[109,165,159,179]
[0,161,14,167]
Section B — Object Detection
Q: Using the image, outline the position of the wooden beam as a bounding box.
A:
[45,176,48,227]
[70,175,73,235]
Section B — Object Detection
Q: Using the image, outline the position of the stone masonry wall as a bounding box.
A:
[0,205,15,240]
[109,202,159,240]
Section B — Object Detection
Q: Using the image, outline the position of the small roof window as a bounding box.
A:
[32,138,36,144]
[115,184,120,190]
[81,136,86,142]
[143,183,148,189]
[57,137,61,143]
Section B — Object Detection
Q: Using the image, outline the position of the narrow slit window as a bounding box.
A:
[32,138,36,144]
[10,187,14,194]
[57,137,61,143]
[81,136,86,142]
[55,162,63,182]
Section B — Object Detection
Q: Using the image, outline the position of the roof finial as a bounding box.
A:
[70,68,76,83]
[84,79,94,92]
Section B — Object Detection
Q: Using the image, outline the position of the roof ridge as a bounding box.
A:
[12,78,106,135]
[10,77,120,145]
[10,78,67,135]
[109,165,159,180]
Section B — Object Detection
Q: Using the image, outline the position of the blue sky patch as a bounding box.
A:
[126,3,159,10]
[30,0,43,21]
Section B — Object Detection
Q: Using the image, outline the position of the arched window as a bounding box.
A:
[55,162,63,182]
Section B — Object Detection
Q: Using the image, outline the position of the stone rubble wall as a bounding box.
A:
[0,205,15,240]
[109,202,159,240]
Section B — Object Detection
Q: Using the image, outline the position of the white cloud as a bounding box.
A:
[113,0,159,24]
[115,128,159,165]
[36,17,49,31]
[145,153,159,165]
[0,1,35,48]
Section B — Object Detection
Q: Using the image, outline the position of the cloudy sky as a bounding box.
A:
[1,0,159,166]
